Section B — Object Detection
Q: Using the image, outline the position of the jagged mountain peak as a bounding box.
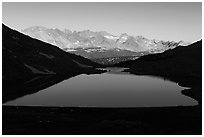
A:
[120,33,129,36]
[63,29,72,35]
[23,26,48,32]
[97,31,112,36]
[135,35,148,40]
[22,25,189,56]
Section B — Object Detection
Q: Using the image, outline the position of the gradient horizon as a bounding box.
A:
[2,2,202,42]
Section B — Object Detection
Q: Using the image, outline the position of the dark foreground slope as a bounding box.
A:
[115,40,202,104]
[2,106,201,135]
[2,24,104,103]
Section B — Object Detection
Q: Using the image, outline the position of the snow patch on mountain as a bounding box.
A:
[72,60,93,68]
[74,41,80,44]
[22,26,190,55]
[65,49,77,52]
[104,35,119,40]
[24,76,42,84]
[39,52,55,59]
[85,48,106,53]
[24,64,55,74]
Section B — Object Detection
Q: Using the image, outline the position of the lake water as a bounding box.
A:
[5,68,198,107]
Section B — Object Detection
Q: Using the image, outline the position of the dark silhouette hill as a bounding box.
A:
[115,40,202,103]
[3,24,103,79]
[116,40,201,76]
[2,24,104,102]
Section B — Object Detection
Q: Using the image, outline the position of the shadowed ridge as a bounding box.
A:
[114,40,202,103]
[2,24,105,103]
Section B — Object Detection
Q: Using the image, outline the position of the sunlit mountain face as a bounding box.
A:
[22,26,190,64]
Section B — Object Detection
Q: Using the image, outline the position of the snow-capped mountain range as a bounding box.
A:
[22,26,191,62]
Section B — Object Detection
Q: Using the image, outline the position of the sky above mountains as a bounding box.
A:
[2,2,202,42]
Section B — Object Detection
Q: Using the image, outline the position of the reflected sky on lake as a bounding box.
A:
[5,69,198,107]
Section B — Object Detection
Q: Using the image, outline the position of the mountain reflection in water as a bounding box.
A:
[4,68,198,107]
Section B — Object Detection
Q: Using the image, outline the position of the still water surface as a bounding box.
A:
[5,68,198,107]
